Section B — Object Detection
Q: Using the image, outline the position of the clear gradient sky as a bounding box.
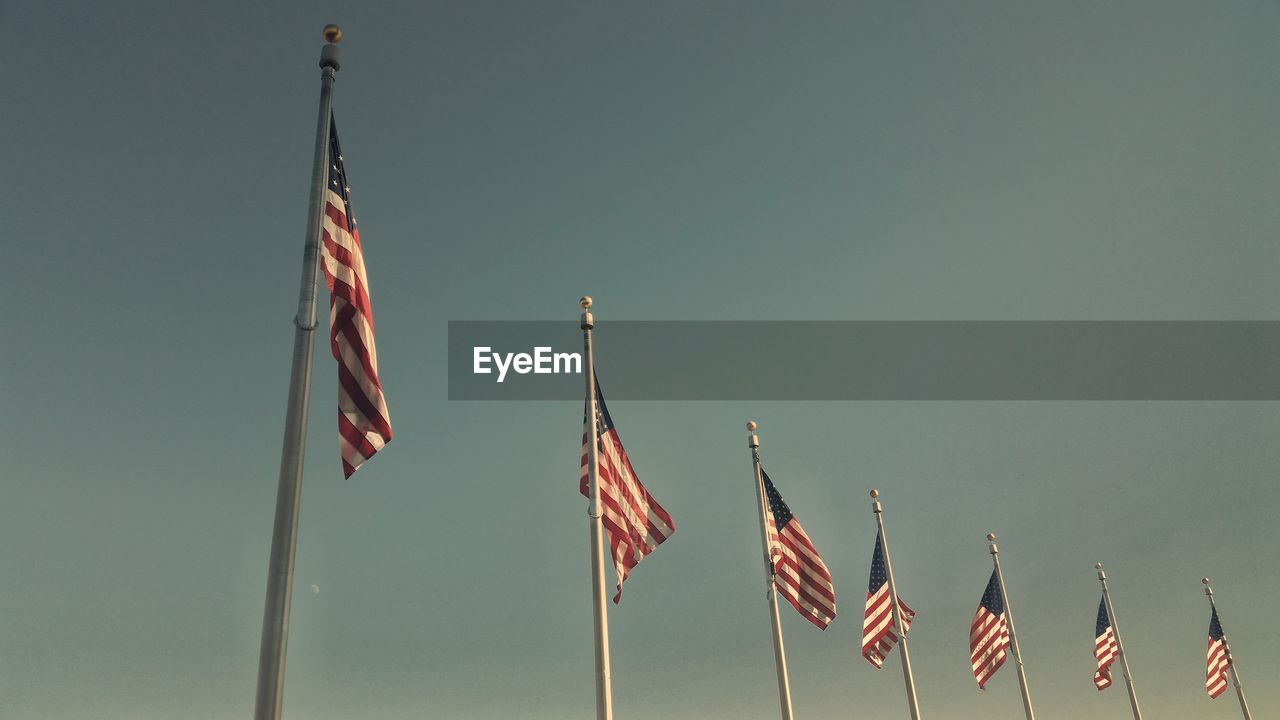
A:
[2,2,1278,719]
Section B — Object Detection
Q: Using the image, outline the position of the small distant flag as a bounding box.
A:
[1205,607,1229,699]
[970,569,1010,689]
[1093,597,1116,690]
[320,114,392,478]
[579,379,675,602]
[862,534,915,667]
[760,469,836,629]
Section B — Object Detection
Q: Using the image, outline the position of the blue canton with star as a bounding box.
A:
[327,114,356,232]
[760,469,794,529]
[980,569,1004,615]
[868,534,888,593]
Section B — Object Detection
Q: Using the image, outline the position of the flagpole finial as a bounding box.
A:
[986,532,996,541]
[1094,562,1103,570]
[319,26,342,70]
[747,420,758,431]
[869,489,879,499]
[580,296,593,309]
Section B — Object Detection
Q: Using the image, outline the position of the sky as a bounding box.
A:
[2,1,1278,719]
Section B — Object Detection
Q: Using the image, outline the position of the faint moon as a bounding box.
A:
[310,584,320,595]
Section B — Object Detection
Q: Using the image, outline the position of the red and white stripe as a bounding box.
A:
[320,183,392,478]
[765,511,836,630]
[862,585,914,667]
[579,421,675,603]
[969,606,1010,689]
[1094,625,1117,690]
[1206,636,1230,699]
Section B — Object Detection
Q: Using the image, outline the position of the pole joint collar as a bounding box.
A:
[320,44,341,71]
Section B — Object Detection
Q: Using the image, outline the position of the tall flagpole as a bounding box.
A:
[987,533,1036,720]
[1095,563,1143,720]
[1203,578,1253,720]
[870,490,923,720]
[747,421,795,720]
[580,297,613,720]
[253,25,342,720]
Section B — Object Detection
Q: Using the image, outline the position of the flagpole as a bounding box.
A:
[1095,563,1143,720]
[871,490,923,720]
[747,421,795,720]
[987,533,1036,720]
[253,25,342,720]
[580,297,613,720]
[1203,578,1253,720]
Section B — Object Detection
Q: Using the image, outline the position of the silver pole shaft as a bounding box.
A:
[581,301,613,720]
[253,39,340,720]
[989,541,1035,720]
[1204,584,1253,720]
[1229,664,1253,720]
[873,500,922,720]
[1096,566,1143,720]
[748,426,795,720]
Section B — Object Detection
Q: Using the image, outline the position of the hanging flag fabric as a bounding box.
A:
[1205,607,1230,698]
[970,569,1010,689]
[862,534,915,667]
[1093,597,1116,690]
[759,469,836,629]
[579,378,675,603]
[319,114,392,478]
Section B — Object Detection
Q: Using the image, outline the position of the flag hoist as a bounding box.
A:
[747,421,796,720]
[254,26,393,720]
[979,533,1036,720]
[580,297,614,720]
[867,490,923,720]
[1093,563,1143,720]
[1202,578,1253,720]
[578,297,677,720]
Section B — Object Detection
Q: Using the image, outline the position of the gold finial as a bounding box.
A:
[323,24,343,43]
[986,532,997,541]
[580,296,593,309]
[870,489,880,499]
[1202,577,1211,585]
[746,421,758,431]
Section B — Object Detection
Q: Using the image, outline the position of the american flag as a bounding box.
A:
[1093,597,1116,690]
[1205,607,1229,699]
[862,534,915,667]
[969,569,1010,689]
[579,378,675,603]
[760,469,836,629]
[320,114,392,478]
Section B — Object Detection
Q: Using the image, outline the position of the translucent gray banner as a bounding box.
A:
[447,321,1280,400]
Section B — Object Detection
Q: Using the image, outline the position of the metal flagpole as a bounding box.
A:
[987,533,1036,720]
[747,421,796,720]
[870,490,923,720]
[1095,563,1144,720]
[253,25,342,720]
[1203,578,1254,720]
[580,297,613,720]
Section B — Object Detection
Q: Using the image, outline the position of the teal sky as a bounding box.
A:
[3,2,1278,719]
